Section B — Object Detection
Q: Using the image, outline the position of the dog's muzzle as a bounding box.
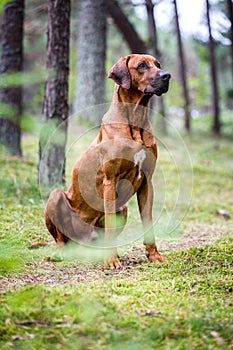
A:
[145,71,171,96]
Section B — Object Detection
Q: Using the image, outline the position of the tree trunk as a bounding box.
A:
[106,0,147,53]
[206,0,220,134]
[39,0,70,189]
[173,0,191,131]
[146,0,159,57]
[0,0,24,156]
[73,0,106,123]
[146,0,166,131]
[227,0,233,83]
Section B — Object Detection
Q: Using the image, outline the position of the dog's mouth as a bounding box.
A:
[144,83,170,96]
[154,83,170,96]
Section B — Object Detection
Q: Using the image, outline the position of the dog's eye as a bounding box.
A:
[156,61,161,69]
[137,62,147,70]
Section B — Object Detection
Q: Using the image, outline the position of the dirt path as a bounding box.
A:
[1,223,231,291]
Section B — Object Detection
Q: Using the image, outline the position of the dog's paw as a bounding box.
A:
[145,245,166,263]
[104,256,122,269]
[148,254,166,263]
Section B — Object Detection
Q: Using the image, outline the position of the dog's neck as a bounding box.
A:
[116,85,151,129]
[100,85,155,147]
[113,85,152,107]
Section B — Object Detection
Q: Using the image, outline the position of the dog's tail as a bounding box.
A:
[29,241,55,249]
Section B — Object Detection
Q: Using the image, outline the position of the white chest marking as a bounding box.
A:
[134,149,146,179]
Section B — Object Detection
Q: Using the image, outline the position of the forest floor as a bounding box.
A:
[0,223,230,291]
[0,120,233,349]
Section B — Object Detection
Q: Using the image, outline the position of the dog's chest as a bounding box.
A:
[74,139,157,210]
[99,141,156,204]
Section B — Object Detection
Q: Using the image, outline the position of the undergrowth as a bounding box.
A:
[0,126,233,349]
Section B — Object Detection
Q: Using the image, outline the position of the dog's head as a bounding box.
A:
[108,54,171,96]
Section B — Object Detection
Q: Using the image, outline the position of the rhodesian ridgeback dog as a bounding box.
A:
[42,54,171,269]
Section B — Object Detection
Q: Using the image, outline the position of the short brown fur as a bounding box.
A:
[38,54,171,269]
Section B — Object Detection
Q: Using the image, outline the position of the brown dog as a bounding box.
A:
[43,54,170,268]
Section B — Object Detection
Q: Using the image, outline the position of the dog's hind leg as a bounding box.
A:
[29,189,69,249]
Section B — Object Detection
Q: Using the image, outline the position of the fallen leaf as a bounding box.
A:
[12,335,23,341]
[210,331,225,345]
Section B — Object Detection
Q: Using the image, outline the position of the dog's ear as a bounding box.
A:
[108,56,131,90]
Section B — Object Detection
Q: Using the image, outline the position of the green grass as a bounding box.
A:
[0,240,232,349]
[0,123,233,349]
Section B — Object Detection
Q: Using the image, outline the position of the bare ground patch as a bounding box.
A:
[1,222,232,292]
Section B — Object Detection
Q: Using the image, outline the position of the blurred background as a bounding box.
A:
[0,0,232,166]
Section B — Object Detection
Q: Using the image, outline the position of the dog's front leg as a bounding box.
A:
[103,178,122,269]
[137,179,166,262]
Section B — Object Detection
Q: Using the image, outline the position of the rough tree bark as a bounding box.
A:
[206,0,220,134]
[146,0,166,131]
[146,0,159,57]
[0,0,24,156]
[106,0,147,53]
[173,0,191,131]
[73,0,106,123]
[39,0,70,189]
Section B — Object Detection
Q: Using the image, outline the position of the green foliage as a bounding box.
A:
[221,111,233,139]
[1,0,232,138]
[0,71,46,89]
[191,110,233,139]
[0,0,11,14]
[0,155,41,205]
[0,103,16,119]
[188,63,210,110]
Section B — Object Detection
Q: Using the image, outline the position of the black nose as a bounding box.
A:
[159,71,171,81]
